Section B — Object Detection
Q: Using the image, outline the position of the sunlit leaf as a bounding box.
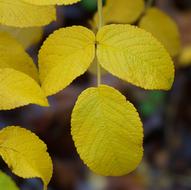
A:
[23,0,80,5]
[0,0,56,27]
[39,26,95,96]
[71,85,143,175]
[92,0,144,29]
[0,32,39,81]
[139,8,181,57]
[96,24,174,90]
[0,171,19,190]
[0,25,43,49]
[0,68,48,110]
[0,126,52,190]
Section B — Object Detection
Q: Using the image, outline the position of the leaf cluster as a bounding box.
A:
[0,0,182,189]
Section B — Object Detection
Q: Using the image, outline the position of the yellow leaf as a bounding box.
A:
[0,32,39,81]
[139,8,181,57]
[92,0,144,28]
[96,24,174,90]
[0,68,48,110]
[0,171,19,190]
[22,0,80,5]
[0,25,43,49]
[179,46,191,67]
[39,26,95,96]
[0,126,53,190]
[0,0,56,27]
[71,85,143,176]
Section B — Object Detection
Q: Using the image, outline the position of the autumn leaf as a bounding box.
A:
[0,68,49,110]
[71,85,143,176]
[139,8,181,57]
[0,0,56,27]
[0,26,43,49]
[0,32,48,110]
[96,24,174,90]
[0,126,53,190]
[92,0,144,28]
[0,32,39,81]
[39,26,95,96]
[23,0,81,5]
[39,24,174,96]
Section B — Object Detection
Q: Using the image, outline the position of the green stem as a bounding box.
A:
[96,0,103,86]
[98,0,103,29]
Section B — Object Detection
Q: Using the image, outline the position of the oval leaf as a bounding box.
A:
[0,26,43,49]
[23,0,80,5]
[0,32,39,81]
[39,26,95,96]
[0,171,19,190]
[139,8,181,57]
[0,0,56,27]
[0,68,48,110]
[0,126,53,190]
[71,85,143,176]
[93,0,144,28]
[97,24,174,90]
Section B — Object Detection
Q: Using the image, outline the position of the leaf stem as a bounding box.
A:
[98,0,103,29]
[96,0,103,86]
[96,57,101,86]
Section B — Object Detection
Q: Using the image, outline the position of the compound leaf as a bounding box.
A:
[0,171,19,190]
[0,32,39,81]
[22,0,80,5]
[71,85,143,176]
[139,8,180,57]
[97,24,174,90]
[0,126,53,190]
[0,0,56,27]
[0,68,48,110]
[0,26,43,49]
[39,26,95,96]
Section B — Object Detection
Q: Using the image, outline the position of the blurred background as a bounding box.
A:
[0,0,191,189]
